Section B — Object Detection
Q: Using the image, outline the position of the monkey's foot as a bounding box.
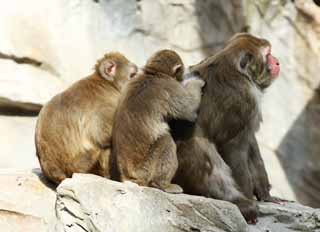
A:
[234,198,258,225]
[163,184,183,194]
[248,218,258,225]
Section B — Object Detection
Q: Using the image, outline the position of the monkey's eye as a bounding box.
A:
[240,52,254,69]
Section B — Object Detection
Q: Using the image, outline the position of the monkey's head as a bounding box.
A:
[95,52,138,90]
[145,49,185,81]
[224,33,280,89]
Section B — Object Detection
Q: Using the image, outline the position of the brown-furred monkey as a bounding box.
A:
[171,33,280,223]
[112,49,204,193]
[35,52,137,184]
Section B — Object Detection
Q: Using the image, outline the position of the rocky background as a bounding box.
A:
[0,0,320,231]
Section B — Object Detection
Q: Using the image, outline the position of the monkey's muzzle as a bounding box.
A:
[267,54,280,78]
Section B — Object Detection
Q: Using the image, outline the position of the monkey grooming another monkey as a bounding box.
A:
[172,33,280,223]
[35,52,137,184]
[112,49,205,193]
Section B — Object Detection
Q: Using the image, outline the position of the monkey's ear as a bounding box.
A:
[99,60,117,81]
[239,52,253,69]
[172,64,182,76]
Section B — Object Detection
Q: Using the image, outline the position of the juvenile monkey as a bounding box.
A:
[112,49,204,193]
[172,33,280,223]
[35,52,138,184]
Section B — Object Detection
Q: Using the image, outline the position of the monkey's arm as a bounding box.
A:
[248,135,271,201]
[249,135,288,203]
[167,78,204,121]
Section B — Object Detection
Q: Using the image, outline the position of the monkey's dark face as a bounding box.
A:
[145,49,185,81]
[226,33,280,89]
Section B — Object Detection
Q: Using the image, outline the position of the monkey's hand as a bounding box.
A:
[184,78,205,103]
[182,79,205,121]
[184,78,205,91]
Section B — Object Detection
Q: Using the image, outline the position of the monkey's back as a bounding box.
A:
[35,75,120,183]
[113,75,177,165]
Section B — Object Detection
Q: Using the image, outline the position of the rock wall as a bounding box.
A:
[245,0,320,206]
[0,0,243,169]
[0,0,320,207]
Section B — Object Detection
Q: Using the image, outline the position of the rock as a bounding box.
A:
[54,174,249,232]
[250,202,320,232]
[0,97,42,116]
[54,174,320,232]
[0,116,39,169]
[0,210,47,232]
[245,0,320,206]
[0,169,56,232]
[0,59,65,105]
[1,172,319,232]
[0,0,243,104]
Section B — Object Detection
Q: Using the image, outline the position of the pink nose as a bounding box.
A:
[267,54,280,78]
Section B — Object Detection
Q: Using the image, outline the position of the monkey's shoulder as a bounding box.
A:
[124,74,180,101]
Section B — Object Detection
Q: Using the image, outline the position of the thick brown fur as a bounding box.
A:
[35,52,137,184]
[112,49,204,193]
[171,33,280,223]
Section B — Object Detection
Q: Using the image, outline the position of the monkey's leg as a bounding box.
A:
[39,160,67,185]
[149,134,183,193]
[221,136,254,200]
[90,148,111,178]
[72,149,101,176]
[175,137,258,223]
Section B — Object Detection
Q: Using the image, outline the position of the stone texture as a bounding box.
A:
[0,59,64,105]
[1,171,320,232]
[245,0,320,206]
[250,202,320,232]
[0,0,244,103]
[54,174,320,232]
[54,174,249,232]
[0,116,39,169]
[0,169,56,232]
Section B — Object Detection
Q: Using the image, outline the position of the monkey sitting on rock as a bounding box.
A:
[171,33,281,223]
[35,52,138,184]
[112,49,205,193]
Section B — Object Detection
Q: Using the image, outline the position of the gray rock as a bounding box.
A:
[1,171,319,232]
[245,0,320,207]
[0,116,39,169]
[0,169,56,232]
[250,202,320,232]
[54,174,249,232]
[0,60,65,105]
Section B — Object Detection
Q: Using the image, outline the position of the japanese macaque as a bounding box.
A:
[172,33,280,223]
[112,49,205,193]
[35,52,138,184]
